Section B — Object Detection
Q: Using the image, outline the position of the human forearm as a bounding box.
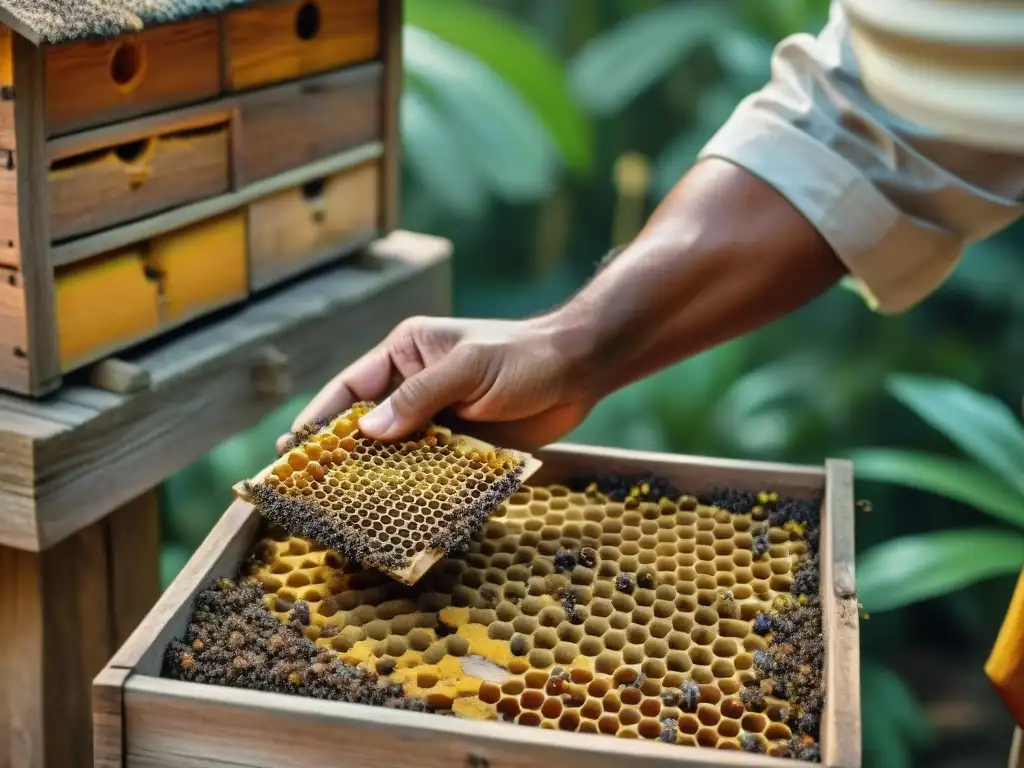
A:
[547,158,846,399]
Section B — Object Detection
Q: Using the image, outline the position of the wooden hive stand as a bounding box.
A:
[0,227,451,768]
[0,2,435,765]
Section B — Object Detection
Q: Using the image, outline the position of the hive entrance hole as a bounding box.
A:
[302,177,326,201]
[114,138,152,165]
[295,1,322,41]
[110,40,145,89]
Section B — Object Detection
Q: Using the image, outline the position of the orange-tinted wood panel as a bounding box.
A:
[224,0,380,91]
[150,210,248,323]
[44,18,222,136]
[55,249,160,370]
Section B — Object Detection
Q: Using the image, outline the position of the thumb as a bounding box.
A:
[357,347,485,441]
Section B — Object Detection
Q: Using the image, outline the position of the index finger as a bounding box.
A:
[275,345,395,457]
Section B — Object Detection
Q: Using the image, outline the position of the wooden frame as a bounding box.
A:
[95,448,861,768]
[4,35,60,396]
[0,230,452,553]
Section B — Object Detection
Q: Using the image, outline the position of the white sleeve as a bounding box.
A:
[698,2,1024,313]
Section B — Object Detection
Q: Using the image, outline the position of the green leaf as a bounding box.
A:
[568,1,732,117]
[401,88,490,218]
[406,0,593,173]
[405,26,560,203]
[860,661,933,768]
[848,448,1024,529]
[887,374,1024,496]
[857,529,1024,613]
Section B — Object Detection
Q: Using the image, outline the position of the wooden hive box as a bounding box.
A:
[0,0,400,397]
[95,446,861,768]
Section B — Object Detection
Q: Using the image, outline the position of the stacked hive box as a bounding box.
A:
[0,0,401,396]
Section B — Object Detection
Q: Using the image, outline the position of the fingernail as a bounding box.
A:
[358,400,395,437]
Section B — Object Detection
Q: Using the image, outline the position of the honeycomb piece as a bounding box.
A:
[234,402,540,585]
[234,474,825,761]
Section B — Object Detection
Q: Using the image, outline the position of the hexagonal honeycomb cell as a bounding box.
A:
[214,472,826,762]
[234,402,535,584]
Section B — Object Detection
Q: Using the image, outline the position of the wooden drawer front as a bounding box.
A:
[49,121,232,242]
[224,0,381,92]
[150,211,248,323]
[249,160,379,290]
[236,65,382,185]
[56,249,161,371]
[45,19,223,137]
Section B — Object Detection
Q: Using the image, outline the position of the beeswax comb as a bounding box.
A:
[233,402,542,585]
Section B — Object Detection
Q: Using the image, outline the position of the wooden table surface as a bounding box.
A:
[0,229,452,552]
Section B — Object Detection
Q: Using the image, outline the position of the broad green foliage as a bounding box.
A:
[887,374,1024,498]
[852,375,1024,614]
[567,1,731,117]
[405,0,593,172]
[401,0,592,216]
[857,529,1024,613]
[860,661,934,768]
[849,449,1024,529]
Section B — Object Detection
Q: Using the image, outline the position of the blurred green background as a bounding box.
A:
[160,1,1024,765]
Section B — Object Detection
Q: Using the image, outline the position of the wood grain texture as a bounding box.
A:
[248,159,379,290]
[379,0,402,232]
[44,19,222,137]
[107,490,162,645]
[10,36,60,397]
[821,459,861,768]
[224,0,381,91]
[235,63,382,185]
[93,666,131,768]
[49,119,231,241]
[123,675,785,768]
[100,447,856,768]
[0,230,452,551]
[533,443,826,500]
[51,141,383,268]
[0,496,158,768]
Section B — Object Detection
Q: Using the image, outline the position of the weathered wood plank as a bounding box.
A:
[0,490,162,768]
[44,19,222,137]
[49,118,232,241]
[248,159,379,290]
[235,63,381,186]
[7,36,59,397]
[51,142,383,268]
[223,0,380,91]
[0,231,452,551]
[822,459,861,768]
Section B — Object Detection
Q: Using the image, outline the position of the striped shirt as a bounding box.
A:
[698,1,1024,313]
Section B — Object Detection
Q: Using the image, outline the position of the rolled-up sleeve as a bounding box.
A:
[698,2,1024,313]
